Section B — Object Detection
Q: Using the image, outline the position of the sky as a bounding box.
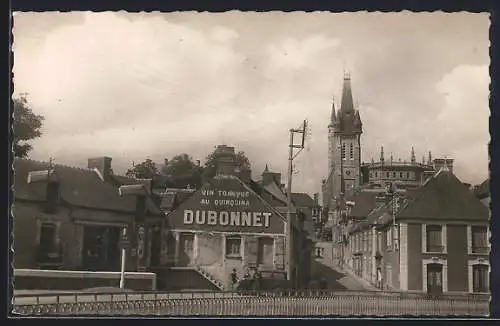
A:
[13,11,490,195]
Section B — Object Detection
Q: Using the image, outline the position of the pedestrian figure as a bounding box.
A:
[230,268,238,291]
[243,268,251,280]
[376,267,382,289]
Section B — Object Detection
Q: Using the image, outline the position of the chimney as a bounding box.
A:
[215,145,238,176]
[88,157,112,180]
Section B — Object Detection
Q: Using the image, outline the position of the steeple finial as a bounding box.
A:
[390,153,393,165]
[340,71,354,113]
[428,151,432,165]
[264,164,269,173]
[411,146,416,164]
[330,95,337,124]
[380,146,385,163]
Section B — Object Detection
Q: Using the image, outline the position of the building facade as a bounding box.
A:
[157,146,313,291]
[340,168,490,294]
[13,157,161,273]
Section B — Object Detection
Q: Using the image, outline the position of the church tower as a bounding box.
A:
[327,72,363,200]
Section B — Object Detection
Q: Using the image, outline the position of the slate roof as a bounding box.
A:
[396,169,489,221]
[291,193,315,208]
[345,191,381,219]
[14,158,160,215]
[166,174,287,222]
[474,179,490,199]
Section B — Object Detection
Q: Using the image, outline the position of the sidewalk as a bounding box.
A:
[336,266,379,291]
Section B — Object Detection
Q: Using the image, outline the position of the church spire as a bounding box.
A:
[264,164,269,173]
[330,95,337,124]
[428,151,432,165]
[340,71,354,113]
[411,146,416,164]
[380,146,385,164]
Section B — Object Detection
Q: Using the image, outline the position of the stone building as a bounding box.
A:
[156,145,313,291]
[340,167,490,294]
[13,157,161,272]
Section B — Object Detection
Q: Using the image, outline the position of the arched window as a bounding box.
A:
[349,143,354,159]
[341,143,346,159]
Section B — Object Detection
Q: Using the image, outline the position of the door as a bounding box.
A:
[427,263,443,294]
[178,233,195,267]
[257,237,274,267]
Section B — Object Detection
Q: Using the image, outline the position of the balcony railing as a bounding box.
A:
[471,246,489,255]
[425,245,444,253]
[12,289,490,316]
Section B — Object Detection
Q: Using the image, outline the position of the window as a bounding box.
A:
[386,172,390,178]
[386,228,392,250]
[349,143,354,159]
[471,226,488,254]
[406,172,410,178]
[368,232,372,252]
[472,264,489,293]
[226,236,242,258]
[392,172,396,178]
[375,172,378,178]
[399,172,403,178]
[426,225,444,253]
[38,223,59,262]
[341,143,346,159]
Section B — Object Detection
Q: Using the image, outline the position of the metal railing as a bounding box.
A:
[12,289,490,317]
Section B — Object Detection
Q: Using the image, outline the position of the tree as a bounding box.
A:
[126,159,158,179]
[13,94,44,158]
[202,148,251,181]
[161,154,203,189]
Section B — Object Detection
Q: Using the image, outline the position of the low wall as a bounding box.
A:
[13,291,490,316]
[14,269,156,291]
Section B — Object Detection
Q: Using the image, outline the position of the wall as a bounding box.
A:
[447,224,468,292]
[12,201,70,269]
[407,223,422,291]
[13,200,137,271]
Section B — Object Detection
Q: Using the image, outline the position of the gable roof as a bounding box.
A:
[14,158,160,215]
[291,193,314,208]
[397,169,489,221]
[346,191,380,219]
[165,174,287,233]
[474,178,490,199]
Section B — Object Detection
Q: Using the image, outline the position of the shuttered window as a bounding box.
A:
[472,264,489,293]
[426,225,443,253]
[471,226,488,254]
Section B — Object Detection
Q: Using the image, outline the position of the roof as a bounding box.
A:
[291,193,315,208]
[474,178,490,199]
[397,169,489,221]
[345,191,380,219]
[165,174,287,233]
[14,158,160,215]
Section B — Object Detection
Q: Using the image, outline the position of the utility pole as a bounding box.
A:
[119,226,129,290]
[286,120,308,286]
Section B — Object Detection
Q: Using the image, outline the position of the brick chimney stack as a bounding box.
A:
[215,145,238,176]
[88,157,113,180]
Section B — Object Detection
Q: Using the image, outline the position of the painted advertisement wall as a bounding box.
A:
[167,176,286,234]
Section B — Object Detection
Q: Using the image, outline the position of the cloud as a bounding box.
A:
[13,12,490,195]
[434,64,490,181]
